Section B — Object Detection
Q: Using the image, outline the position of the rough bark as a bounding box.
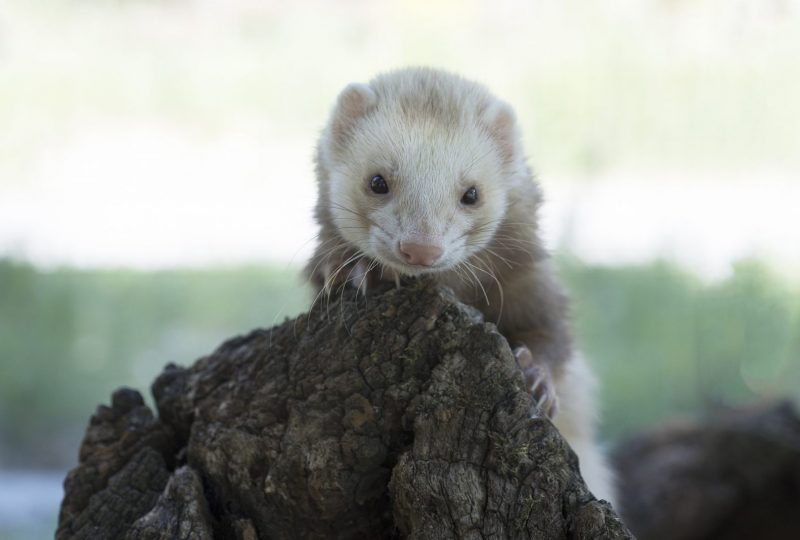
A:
[614,401,800,540]
[58,279,630,539]
[57,388,177,539]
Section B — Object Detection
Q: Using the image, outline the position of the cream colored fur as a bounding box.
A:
[307,67,615,504]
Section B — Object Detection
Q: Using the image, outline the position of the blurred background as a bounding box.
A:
[1,0,798,537]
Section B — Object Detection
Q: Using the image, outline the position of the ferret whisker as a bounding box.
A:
[326,251,364,297]
[456,217,522,245]
[475,253,505,324]
[293,236,342,330]
[326,252,365,319]
[306,241,351,288]
[305,237,340,264]
[329,202,390,235]
[479,246,514,269]
[336,259,366,329]
[308,244,356,316]
[329,201,369,220]
[479,218,538,228]
[455,218,500,242]
[314,237,348,259]
[462,261,490,306]
[491,231,537,242]
[463,230,501,253]
[454,262,478,298]
[285,231,326,270]
[302,68,614,503]
[490,235,539,251]
[330,217,370,228]
[331,216,367,223]
[357,258,380,296]
[451,262,468,287]
[467,265,486,304]
[331,226,370,232]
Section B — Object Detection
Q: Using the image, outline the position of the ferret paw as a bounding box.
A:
[344,260,373,295]
[513,346,559,419]
[322,259,374,295]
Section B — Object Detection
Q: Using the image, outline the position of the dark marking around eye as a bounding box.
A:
[461,186,478,205]
[370,174,389,194]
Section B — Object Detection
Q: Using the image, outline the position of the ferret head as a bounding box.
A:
[316,68,526,277]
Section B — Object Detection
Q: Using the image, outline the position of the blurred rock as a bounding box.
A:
[615,401,800,540]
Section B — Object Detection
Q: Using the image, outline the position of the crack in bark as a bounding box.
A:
[58,279,631,539]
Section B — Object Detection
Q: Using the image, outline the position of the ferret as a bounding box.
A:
[304,67,615,504]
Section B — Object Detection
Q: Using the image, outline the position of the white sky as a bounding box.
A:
[2,0,797,283]
[0,126,797,281]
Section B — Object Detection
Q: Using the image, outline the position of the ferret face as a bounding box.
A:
[319,71,521,277]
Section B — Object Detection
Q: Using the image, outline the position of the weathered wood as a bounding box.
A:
[615,401,800,540]
[58,279,630,539]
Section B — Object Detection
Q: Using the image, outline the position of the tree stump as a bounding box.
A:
[614,401,800,540]
[57,279,630,539]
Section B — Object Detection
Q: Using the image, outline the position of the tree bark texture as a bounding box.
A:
[57,280,629,539]
[614,401,800,540]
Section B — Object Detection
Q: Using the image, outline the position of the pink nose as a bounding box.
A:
[399,240,443,266]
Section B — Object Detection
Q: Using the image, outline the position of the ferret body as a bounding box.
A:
[305,68,614,503]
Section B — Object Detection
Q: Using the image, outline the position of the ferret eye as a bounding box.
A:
[461,186,478,205]
[370,175,389,194]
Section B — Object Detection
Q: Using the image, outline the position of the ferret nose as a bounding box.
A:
[399,240,443,266]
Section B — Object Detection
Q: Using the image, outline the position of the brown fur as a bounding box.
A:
[304,67,614,502]
[306,69,571,376]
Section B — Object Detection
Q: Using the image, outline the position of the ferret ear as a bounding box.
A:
[480,99,520,165]
[329,82,378,147]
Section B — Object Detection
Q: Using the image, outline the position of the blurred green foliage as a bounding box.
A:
[0,259,308,467]
[561,258,800,438]
[1,256,797,468]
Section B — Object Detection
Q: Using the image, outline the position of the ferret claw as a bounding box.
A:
[322,259,369,295]
[347,260,370,295]
[513,346,559,418]
[322,258,398,296]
